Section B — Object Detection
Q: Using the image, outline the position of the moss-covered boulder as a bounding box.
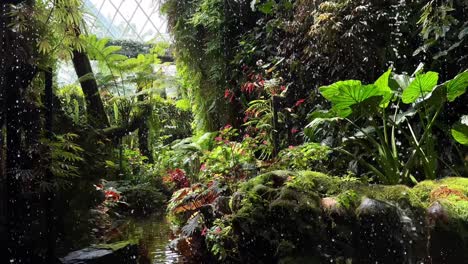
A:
[230,171,325,263]
[414,177,468,263]
[219,171,468,263]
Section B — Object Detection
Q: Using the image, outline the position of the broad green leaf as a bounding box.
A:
[373,69,393,106]
[103,46,121,56]
[258,0,276,14]
[392,73,413,90]
[320,81,389,117]
[402,71,439,103]
[446,71,468,102]
[451,115,468,146]
[451,125,468,146]
[305,110,341,141]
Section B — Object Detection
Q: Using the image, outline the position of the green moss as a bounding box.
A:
[412,180,437,204]
[363,184,423,209]
[414,177,468,198]
[442,199,468,221]
[230,172,468,262]
[241,170,297,191]
[438,178,468,199]
[298,171,341,195]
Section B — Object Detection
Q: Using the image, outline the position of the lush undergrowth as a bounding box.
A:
[1,0,467,263]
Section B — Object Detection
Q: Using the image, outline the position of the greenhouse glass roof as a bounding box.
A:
[83,0,170,42]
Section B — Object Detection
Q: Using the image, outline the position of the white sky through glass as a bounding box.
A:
[84,0,170,42]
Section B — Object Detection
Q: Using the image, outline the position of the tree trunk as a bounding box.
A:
[138,121,153,162]
[72,50,110,128]
[137,85,153,162]
[43,68,57,263]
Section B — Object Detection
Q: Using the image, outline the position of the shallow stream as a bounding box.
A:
[117,215,186,264]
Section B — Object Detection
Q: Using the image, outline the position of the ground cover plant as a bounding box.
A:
[1,0,467,263]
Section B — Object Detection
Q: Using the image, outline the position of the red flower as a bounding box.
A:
[280,85,286,91]
[294,99,306,107]
[215,136,222,141]
[258,79,265,87]
[200,163,207,171]
[242,82,256,94]
[223,124,232,130]
[288,145,295,149]
[224,89,231,98]
[201,227,208,236]
[104,189,120,202]
[224,89,234,102]
[291,128,299,134]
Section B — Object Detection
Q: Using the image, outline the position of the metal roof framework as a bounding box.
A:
[83,0,170,42]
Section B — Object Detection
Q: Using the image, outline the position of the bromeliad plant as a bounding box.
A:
[307,67,468,184]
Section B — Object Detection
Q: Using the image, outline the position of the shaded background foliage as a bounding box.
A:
[163,0,467,133]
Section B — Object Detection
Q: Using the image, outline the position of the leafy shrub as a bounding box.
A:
[275,142,331,171]
[120,184,166,216]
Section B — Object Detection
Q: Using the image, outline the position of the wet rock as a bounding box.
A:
[355,198,406,264]
[321,197,355,261]
[60,240,137,264]
[192,172,468,263]
[427,201,449,226]
[427,202,468,263]
[321,197,344,215]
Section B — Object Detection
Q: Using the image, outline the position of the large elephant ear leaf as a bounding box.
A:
[320,81,388,117]
[402,71,439,103]
[374,68,393,107]
[451,115,468,146]
[446,71,468,102]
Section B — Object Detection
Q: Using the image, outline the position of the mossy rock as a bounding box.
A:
[231,171,324,263]
[224,171,468,263]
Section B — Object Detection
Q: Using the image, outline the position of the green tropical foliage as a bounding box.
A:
[309,68,468,184]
